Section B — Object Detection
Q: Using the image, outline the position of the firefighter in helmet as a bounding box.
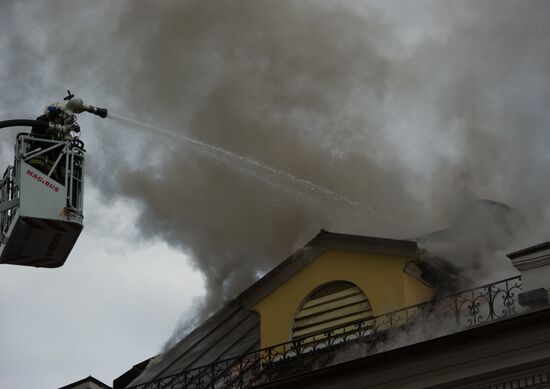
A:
[29,101,80,182]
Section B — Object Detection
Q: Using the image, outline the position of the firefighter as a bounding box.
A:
[28,104,80,182]
[31,104,80,140]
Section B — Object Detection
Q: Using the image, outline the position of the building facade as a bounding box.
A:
[112,229,550,389]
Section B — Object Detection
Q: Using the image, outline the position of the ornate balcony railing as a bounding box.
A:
[131,276,523,389]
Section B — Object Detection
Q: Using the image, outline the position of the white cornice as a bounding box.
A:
[511,253,550,271]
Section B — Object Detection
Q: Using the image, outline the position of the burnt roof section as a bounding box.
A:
[415,200,517,294]
[237,230,420,308]
[507,241,550,259]
[58,375,112,389]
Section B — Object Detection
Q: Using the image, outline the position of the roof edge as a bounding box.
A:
[58,375,111,389]
[507,241,550,259]
[238,230,420,309]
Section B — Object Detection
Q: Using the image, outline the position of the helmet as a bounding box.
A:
[65,97,85,114]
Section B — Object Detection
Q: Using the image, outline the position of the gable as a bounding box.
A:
[238,231,421,309]
[253,248,435,348]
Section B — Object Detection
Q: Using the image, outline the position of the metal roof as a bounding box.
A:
[126,300,260,387]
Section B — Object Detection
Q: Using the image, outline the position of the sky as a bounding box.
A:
[1,1,550,388]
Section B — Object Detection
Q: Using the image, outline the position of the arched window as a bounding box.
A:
[292,281,373,340]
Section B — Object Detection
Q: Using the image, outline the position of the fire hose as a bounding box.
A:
[0,119,50,130]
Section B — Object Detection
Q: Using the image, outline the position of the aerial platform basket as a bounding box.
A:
[0,133,85,268]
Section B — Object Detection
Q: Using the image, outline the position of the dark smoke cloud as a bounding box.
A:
[2,0,550,343]
[104,0,428,322]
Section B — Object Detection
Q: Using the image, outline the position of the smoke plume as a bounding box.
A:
[2,0,550,341]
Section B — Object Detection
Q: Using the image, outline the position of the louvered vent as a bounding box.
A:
[292,281,373,340]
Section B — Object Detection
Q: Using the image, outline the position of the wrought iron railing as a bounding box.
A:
[131,276,523,389]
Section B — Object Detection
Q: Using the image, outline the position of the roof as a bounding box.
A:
[113,359,150,389]
[121,230,443,388]
[125,301,260,387]
[58,375,112,389]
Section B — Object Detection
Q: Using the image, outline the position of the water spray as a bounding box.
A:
[109,112,394,222]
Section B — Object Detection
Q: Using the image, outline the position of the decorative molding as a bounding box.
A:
[511,253,550,271]
[483,371,550,389]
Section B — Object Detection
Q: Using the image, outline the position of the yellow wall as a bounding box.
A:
[253,249,435,348]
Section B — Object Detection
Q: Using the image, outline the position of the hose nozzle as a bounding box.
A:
[64,98,108,118]
[88,106,108,118]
